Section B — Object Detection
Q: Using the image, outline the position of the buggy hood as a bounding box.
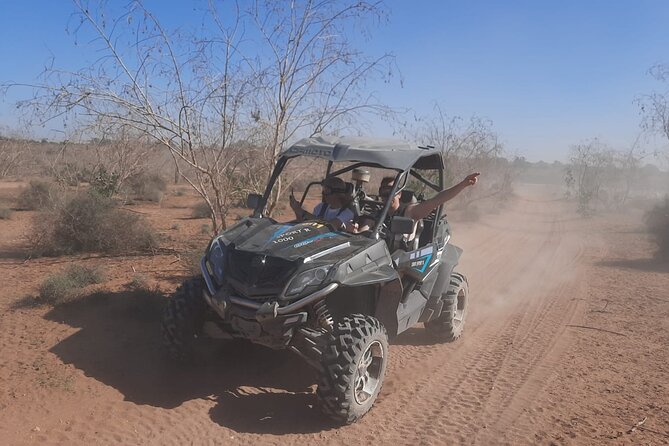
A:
[219,218,367,262]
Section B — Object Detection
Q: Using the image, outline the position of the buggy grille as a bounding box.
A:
[226,250,297,297]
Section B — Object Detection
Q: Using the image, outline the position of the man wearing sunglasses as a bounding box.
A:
[289,176,355,230]
[379,172,480,221]
[354,172,480,248]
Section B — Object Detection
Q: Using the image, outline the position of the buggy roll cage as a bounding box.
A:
[251,136,446,240]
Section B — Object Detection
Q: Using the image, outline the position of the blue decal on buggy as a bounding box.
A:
[411,253,433,273]
[269,224,291,240]
[292,232,337,248]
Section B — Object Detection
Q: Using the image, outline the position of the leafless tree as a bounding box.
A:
[405,105,512,206]
[639,64,669,163]
[565,139,617,215]
[7,0,394,231]
[0,136,32,178]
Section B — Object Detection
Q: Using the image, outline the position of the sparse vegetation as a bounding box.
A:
[180,249,203,276]
[128,275,149,291]
[0,137,31,177]
[53,162,92,187]
[17,180,58,210]
[191,202,213,219]
[31,191,158,256]
[646,197,669,259]
[126,172,166,202]
[38,264,104,305]
[90,166,120,197]
[0,207,12,219]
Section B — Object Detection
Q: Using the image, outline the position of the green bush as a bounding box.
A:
[90,166,120,197]
[38,264,104,305]
[17,180,58,210]
[646,197,669,260]
[65,264,105,285]
[32,191,158,256]
[127,172,167,202]
[0,207,11,219]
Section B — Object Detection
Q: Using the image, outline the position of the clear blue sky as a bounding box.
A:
[1,0,669,162]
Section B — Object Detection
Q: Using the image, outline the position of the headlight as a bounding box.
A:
[208,240,226,283]
[284,265,331,298]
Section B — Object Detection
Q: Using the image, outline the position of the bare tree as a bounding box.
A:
[406,105,512,206]
[0,135,32,178]
[565,139,616,215]
[639,64,669,163]
[7,0,394,231]
[239,0,395,212]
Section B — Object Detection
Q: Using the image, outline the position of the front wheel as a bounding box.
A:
[161,277,214,363]
[425,272,469,342]
[317,314,389,424]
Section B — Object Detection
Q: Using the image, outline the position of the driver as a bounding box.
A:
[289,176,355,231]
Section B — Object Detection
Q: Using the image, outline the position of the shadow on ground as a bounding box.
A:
[597,257,669,273]
[45,289,333,434]
[391,326,442,346]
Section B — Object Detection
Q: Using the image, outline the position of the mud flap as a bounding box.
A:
[418,244,462,324]
[396,290,427,335]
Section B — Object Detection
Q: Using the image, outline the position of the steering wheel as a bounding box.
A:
[355,198,391,237]
[359,198,384,217]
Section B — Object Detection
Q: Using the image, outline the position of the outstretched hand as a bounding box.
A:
[463,172,480,186]
[289,194,302,214]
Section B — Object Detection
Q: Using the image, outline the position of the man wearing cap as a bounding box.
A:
[289,176,354,230]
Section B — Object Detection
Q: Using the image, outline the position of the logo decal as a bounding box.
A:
[411,253,433,273]
[293,232,338,248]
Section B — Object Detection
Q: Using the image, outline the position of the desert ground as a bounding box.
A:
[0,181,668,445]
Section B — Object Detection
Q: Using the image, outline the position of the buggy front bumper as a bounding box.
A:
[201,256,338,318]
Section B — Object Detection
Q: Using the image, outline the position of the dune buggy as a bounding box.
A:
[162,136,470,423]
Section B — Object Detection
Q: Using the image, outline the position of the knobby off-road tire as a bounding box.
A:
[161,277,212,363]
[317,314,389,424]
[425,272,469,342]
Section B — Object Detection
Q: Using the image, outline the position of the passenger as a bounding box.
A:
[289,176,355,231]
[353,172,480,246]
[378,172,479,221]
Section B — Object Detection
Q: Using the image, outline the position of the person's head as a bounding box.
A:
[379,176,401,211]
[321,176,349,208]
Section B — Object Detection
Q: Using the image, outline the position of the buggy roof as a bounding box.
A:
[281,135,443,171]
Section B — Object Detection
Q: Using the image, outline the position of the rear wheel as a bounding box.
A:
[425,272,469,342]
[317,314,389,424]
[161,277,215,362]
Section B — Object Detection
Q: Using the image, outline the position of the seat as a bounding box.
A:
[397,190,424,251]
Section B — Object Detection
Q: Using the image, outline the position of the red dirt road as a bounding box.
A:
[1,183,668,445]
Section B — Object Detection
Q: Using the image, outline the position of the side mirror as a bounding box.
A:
[246,193,262,209]
[390,216,415,234]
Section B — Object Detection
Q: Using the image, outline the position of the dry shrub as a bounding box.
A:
[38,264,104,305]
[32,191,158,256]
[126,172,167,202]
[53,162,93,187]
[180,248,203,275]
[17,180,58,210]
[0,207,11,219]
[192,201,213,219]
[645,197,669,260]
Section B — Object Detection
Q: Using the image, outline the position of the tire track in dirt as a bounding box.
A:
[345,194,597,445]
[0,185,610,446]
